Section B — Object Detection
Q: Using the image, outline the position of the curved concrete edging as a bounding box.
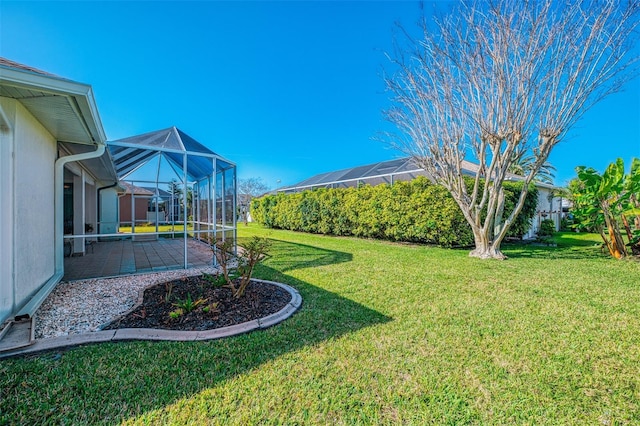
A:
[0,279,301,359]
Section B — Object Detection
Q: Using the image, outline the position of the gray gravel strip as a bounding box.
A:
[1,278,301,359]
[34,267,219,339]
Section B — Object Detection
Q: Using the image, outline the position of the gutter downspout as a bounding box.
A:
[55,144,106,276]
[15,143,106,320]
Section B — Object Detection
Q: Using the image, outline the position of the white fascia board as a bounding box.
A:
[0,66,90,96]
[0,66,107,144]
[73,86,107,144]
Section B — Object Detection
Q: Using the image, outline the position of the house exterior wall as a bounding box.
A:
[522,186,562,239]
[119,194,149,223]
[0,97,56,322]
[14,100,57,312]
[0,97,16,322]
[537,187,561,229]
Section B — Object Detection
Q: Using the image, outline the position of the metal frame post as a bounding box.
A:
[183,152,188,269]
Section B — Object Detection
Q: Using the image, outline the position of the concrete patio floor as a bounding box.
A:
[63,238,214,281]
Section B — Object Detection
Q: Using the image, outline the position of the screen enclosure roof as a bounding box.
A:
[108,126,235,181]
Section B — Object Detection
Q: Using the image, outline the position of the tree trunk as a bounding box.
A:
[597,228,612,256]
[469,244,507,259]
[631,194,640,229]
[493,187,505,239]
[454,188,510,260]
[621,213,633,242]
[469,230,507,259]
[602,205,626,259]
[610,225,627,259]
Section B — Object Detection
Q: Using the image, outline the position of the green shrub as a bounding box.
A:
[538,219,556,237]
[251,177,537,247]
[560,216,573,232]
[172,293,207,313]
[213,236,272,299]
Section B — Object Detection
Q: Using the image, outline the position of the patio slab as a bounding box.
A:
[63,238,214,281]
[0,319,34,352]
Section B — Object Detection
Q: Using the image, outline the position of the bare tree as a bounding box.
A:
[238,177,269,225]
[384,0,639,259]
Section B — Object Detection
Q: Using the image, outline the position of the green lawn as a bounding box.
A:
[117,225,193,233]
[2,226,639,424]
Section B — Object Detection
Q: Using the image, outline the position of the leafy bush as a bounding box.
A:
[538,219,556,237]
[501,181,539,239]
[560,216,573,232]
[202,272,227,288]
[235,237,272,298]
[251,177,538,247]
[213,236,272,298]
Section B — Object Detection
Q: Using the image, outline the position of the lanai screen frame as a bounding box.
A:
[276,157,484,193]
[106,139,237,269]
[278,158,426,193]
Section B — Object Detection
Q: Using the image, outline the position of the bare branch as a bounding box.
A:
[383,0,640,259]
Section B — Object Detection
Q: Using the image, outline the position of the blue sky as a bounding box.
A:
[2,1,638,188]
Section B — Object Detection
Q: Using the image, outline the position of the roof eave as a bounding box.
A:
[0,65,107,144]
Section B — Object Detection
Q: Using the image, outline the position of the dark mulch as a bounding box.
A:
[102,275,291,331]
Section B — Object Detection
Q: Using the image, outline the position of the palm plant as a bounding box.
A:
[571,158,640,259]
[509,153,557,184]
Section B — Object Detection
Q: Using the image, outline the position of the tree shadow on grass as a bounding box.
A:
[259,238,353,272]
[0,240,391,424]
[502,241,608,260]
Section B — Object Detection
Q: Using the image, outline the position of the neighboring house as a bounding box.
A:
[529,180,564,238]
[238,193,253,223]
[278,157,563,238]
[141,186,173,223]
[117,182,154,224]
[0,58,119,323]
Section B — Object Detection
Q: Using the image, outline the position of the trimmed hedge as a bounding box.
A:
[251,177,537,247]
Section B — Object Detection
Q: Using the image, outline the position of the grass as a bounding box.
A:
[2,225,639,424]
[117,225,193,233]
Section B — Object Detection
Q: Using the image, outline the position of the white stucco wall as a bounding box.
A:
[0,97,16,322]
[540,187,560,227]
[14,100,57,309]
[0,97,57,322]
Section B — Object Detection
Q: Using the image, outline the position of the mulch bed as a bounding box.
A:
[102,275,291,331]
